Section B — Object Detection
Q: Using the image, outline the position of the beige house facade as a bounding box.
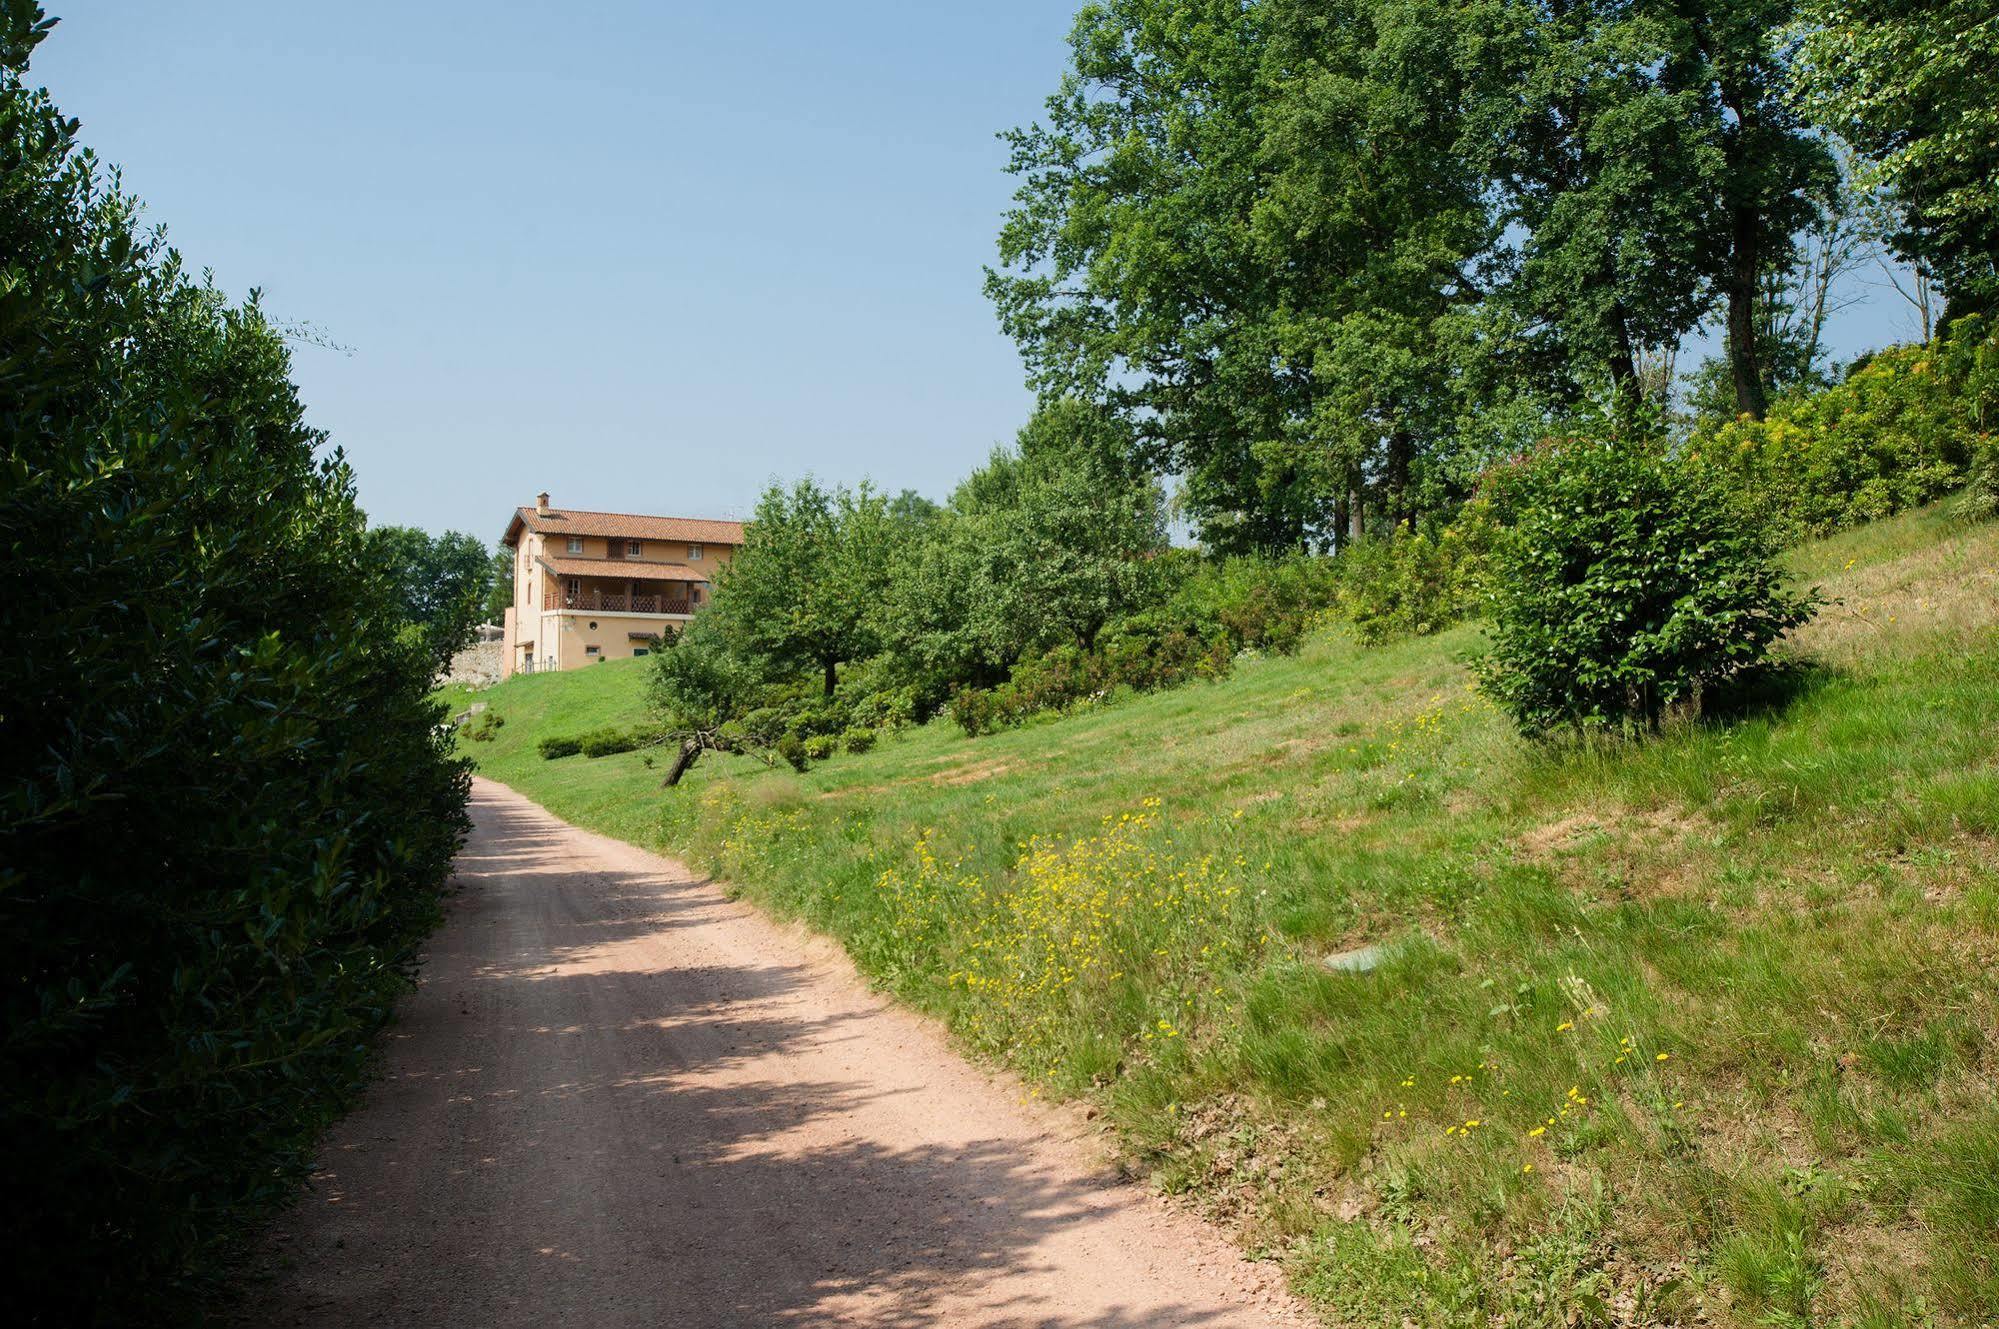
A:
[499,494,744,679]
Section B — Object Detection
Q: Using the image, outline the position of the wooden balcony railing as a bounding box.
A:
[545,587,695,615]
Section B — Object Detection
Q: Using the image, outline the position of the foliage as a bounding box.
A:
[577,726,660,759]
[0,7,467,1318]
[363,525,492,664]
[1477,441,1818,733]
[803,735,838,761]
[775,732,810,773]
[1955,436,1999,524]
[1335,513,1498,645]
[1795,0,1999,320]
[538,735,584,760]
[1158,552,1343,656]
[874,399,1168,704]
[483,545,514,622]
[841,726,877,755]
[707,478,901,696]
[1693,319,1997,539]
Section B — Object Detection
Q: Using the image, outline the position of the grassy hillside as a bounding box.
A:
[443,505,1999,1327]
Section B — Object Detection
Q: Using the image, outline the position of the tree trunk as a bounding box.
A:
[1607,303,1640,430]
[1332,491,1350,554]
[660,739,702,788]
[1347,482,1364,544]
[1385,432,1414,529]
[1727,203,1768,419]
[822,657,838,697]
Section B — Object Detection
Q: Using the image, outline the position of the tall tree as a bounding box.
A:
[1675,0,1836,419]
[1481,0,1726,423]
[989,0,1498,549]
[362,525,491,664]
[1795,0,1999,322]
[708,479,896,695]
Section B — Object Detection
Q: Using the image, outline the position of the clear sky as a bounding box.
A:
[33,2,1076,541]
[35,3,1928,545]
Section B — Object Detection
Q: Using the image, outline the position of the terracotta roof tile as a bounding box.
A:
[508,506,744,546]
[537,555,710,582]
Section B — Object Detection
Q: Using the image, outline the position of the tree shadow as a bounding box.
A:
[1700,658,1838,726]
[243,782,1271,1328]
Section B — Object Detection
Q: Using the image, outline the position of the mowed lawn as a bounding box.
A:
[444,505,1999,1327]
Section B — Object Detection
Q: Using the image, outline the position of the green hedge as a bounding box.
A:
[0,14,468,1320]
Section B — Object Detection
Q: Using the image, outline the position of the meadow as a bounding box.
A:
[444,504,1999,1326]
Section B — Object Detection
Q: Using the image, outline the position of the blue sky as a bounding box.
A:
[36,3,1928,543]
[34,2,1075,539]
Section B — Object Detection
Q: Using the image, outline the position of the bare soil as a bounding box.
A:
[253,777,1306,1328]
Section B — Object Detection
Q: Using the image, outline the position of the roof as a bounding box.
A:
[504,504,745,548]
[537,555,710,583]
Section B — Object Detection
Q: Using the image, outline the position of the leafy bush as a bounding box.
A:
[1692,320,1998,540]
[1954,434,1999,523]
[1336,507,1499,644]
[462,711,505,742]
[776,732,811,772]
[1476,441,1818,735]
[578,726,658,758]
[538,735,584,760]
[0,17,468,1318]
[1160,552,1342,655]
[842,726,878,754]
[803,734,838,761]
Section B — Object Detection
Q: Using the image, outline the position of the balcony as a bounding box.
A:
[545,585,696,616]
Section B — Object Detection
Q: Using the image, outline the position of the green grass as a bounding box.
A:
[444,506,1999,1327]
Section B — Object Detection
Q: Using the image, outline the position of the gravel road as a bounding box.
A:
[256,777,1307,1328]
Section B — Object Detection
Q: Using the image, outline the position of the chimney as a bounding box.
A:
[535,491,550,515]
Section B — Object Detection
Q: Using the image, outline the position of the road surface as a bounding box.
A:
[255,777,1306,1328]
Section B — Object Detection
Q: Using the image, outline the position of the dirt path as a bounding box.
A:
[256,777,1308,1328]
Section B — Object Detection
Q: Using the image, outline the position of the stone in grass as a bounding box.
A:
[1322,942,1389,973]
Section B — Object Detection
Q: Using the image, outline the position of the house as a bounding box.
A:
[500,493,744,678]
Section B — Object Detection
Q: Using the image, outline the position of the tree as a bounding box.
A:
[708,478,897,695]
[1480,0,1727,425]
[0,4,466,1314]
[363,525,491,664]
[1675,0,1837,420]
[989,0,1501,549]
[483,545,514,622]
[1796,0,1999,322]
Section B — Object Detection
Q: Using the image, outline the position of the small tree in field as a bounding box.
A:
[1476,441,1817,735]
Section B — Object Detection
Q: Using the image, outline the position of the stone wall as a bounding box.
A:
[443,640,504,688]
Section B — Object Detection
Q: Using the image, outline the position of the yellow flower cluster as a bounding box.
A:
[892,798,1270,1070]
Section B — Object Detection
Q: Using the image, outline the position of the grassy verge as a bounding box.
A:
[443,505,1999,1327]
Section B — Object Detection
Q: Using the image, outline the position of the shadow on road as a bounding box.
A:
[248,782,1268,1328]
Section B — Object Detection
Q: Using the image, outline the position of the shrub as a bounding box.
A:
[462,711,505,742]
[1954,435,1999,523]
[577,726,661,758]
[1476,441,1818,735]
[1336,506,1499,645]
[0,21,468,1319]
[1692,320,1999,540]
[842,726,878,754]
[1161,552,1342,655]
[803,734,838,761]
[776,732,811,772]
[538,735,584,760]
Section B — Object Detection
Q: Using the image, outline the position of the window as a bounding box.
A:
[687,543,704,561]
[626,540,642,558]
[567,536,583,553]
[632,648,649,657]
[585,645,600,657]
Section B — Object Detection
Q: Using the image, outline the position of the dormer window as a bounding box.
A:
[567,536,584,554]
[688,543,704,561]
[626,540,643,558]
